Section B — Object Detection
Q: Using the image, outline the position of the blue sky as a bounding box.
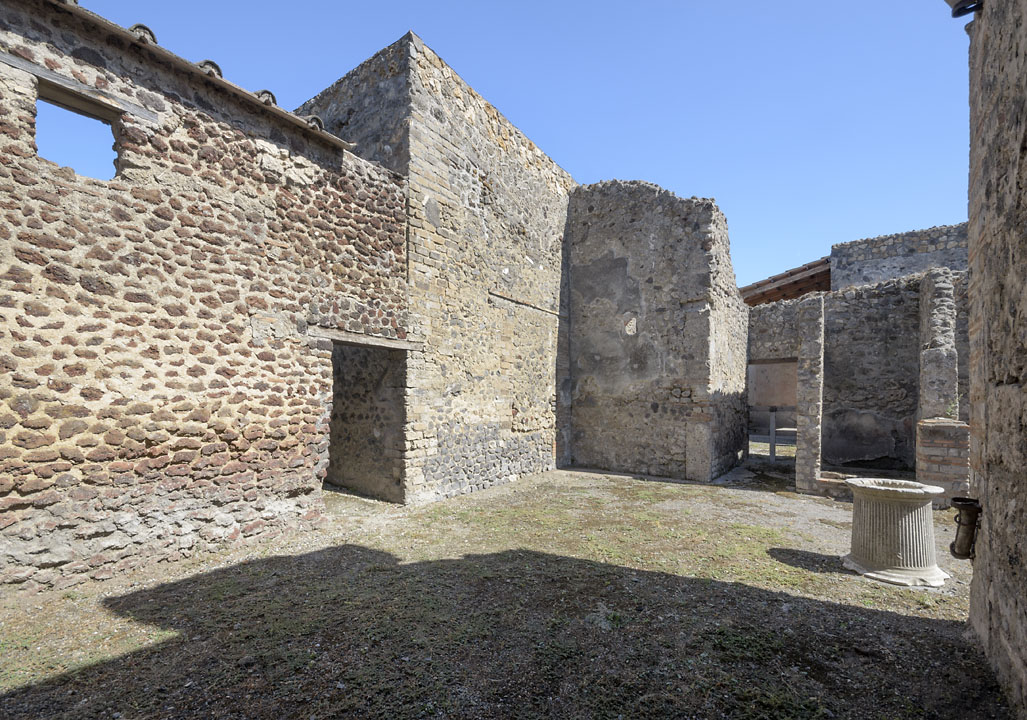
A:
[42,1,971,287]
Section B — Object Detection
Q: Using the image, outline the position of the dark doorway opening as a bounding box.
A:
[327,343,406,503]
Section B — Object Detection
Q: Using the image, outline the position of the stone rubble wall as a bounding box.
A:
[918,268,961,421]
[296,36,411,180]
[830,222,968,290]
[326,345,406,502]
[953,271,970,423]
[822,277,921,468]
[794,295,825,492]
[750,274,956,471]
[302,33,576,503]
[566,181,746,482]
[748,297,800,362]
[747,298,801,435]
[966,3,1027,714]
[0,1,407,590]
[707,212,749,477]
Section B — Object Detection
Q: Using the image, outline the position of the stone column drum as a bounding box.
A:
[843,478,949,587]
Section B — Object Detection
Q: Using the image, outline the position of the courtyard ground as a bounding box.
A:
[0,469,1009,719]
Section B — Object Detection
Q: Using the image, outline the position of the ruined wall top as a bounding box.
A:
[830,222,968,290]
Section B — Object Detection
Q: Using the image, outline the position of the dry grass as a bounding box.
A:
[0,470,1009,719]
[749,440,797,459]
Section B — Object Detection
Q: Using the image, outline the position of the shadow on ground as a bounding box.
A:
[768,548,856,575]
[0,545,1008,720]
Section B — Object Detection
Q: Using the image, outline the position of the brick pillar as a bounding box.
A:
[915,418,970,508]
[795,295,825,493]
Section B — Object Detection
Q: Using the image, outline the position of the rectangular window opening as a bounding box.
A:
[35,96,118,180]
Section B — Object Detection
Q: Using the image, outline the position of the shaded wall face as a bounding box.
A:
[822,279,920,468]
[707,227,749,477]
[567,181,746,481]
[404,41,574,500]
[748,298,802,437]
[967,4,1027,714]
[748,364,798,408]
[303,34,576,502]
[748,284,924,470]
[953,273,970,422]
[294,40,411,175]
[327,345,406,502]
[830,223,968,290]
[747,363,797,434]
[0,3,407,589]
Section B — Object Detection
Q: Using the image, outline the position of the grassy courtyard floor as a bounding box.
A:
[0,469,1009,719]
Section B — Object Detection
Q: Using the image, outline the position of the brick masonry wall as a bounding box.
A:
[566,181,747,482]
[915,418,969,507]
[967,3,1027,714]
[0,1,407,590]
[302,33,575,503]
[830,222,968,290]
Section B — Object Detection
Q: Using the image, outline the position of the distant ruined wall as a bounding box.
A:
[302,33,575,503]
[748,298,800,362]
[822,277,921,468]
[830,223,968,290]
[966,3,1027,714]
[566,181,746,482]
[0,0,407,590]
[747,298,800,434]
[749,279,923,470]
[954,271,970,423]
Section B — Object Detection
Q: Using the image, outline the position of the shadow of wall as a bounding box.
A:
[0,544,1006,719]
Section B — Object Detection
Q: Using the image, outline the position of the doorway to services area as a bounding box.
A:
[326,341,407,503]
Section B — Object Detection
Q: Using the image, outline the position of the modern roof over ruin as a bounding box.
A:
[738,256,831,306]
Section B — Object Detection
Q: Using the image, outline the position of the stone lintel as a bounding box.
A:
[306,327,421,352]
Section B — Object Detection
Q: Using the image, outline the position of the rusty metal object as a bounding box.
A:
[950,497,982,559]
[197,60,222,78]
[128,24,157,45]
[255,89,277,106]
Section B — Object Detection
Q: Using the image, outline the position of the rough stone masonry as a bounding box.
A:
[0,0,407,589]
[566,181,747,481]
[963,1,1027,714]
[1,2,749,588]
